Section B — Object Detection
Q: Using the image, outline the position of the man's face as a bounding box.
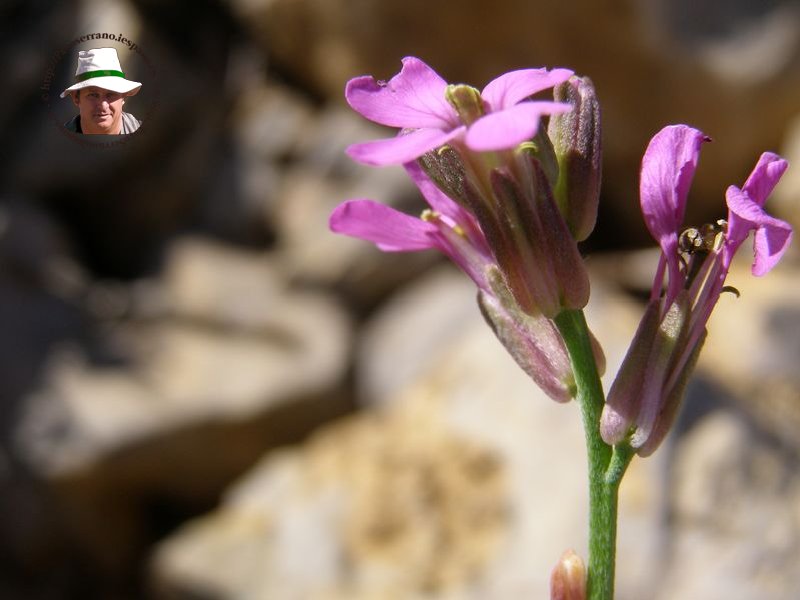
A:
[71,86,126,134]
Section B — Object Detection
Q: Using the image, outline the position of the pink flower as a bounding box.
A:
[331,59,605,402]
[602,125,791,455]
[725,152,793,275]
[345,56,573,165]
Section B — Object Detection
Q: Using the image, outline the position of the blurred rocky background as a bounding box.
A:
[2,0,800,598]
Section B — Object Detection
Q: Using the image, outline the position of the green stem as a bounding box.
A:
[554,309,634,600]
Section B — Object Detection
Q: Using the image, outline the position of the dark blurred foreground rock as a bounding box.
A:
[8,236,352,585]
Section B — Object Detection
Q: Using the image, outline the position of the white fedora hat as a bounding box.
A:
[60,47,141,98]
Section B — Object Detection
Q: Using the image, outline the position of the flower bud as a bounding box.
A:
[479,266,574,402]
[478,150,591,318]
[515,149,591,311]
[548,76,601,241]
[630,293,690,450]
[487,165,560,316]
[601,299,661,445]
[550,549,586,600]
[636,330,705,456]
[528,156,591,312]
[602,291,702,455]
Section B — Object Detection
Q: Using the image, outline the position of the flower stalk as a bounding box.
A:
[554,309,633,600]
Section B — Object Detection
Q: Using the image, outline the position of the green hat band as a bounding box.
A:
[76,69,126,82]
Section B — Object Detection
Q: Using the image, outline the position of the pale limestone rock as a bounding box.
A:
[357,267,478,404]
[151,265,663,599]
[773,112,800,232]
[202,83,316,243]
[700,254,800,452]
[659,411,800,600]
[152,397,510,599]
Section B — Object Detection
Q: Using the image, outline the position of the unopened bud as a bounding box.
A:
[445,84,485,125]
[487,165,560,316]
[601,299,661,445]
[529,156,590,312]
[636,330,705,457]
[602,291,701,455]
[484,152,590,317]
[548,76,601,241]
[630,293,690,450]
[479,266,574,402]
[550,549,586,600]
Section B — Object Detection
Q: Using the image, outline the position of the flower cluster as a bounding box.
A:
[330,57,603,402]
[600,125,792,455]
[329,57,792,452]
[328,57,791,600]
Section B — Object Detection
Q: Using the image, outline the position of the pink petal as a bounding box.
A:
[464,102,571,152]
[640,125,709,242]
[753,225,793,276]
[481,67,574,111]
[345,126,465,166]
[639,125,709,302]
[742,152,789,207]
[329,199,437,252]
[726,153,788,247]
[345,57,457,129]
[725,185,793,276]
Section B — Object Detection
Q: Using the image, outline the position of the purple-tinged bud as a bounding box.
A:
[487,165,561,316]
[445,83,485,125]
[590,327,607,377]
[550,549,586,600]
[548,76,601,241]
[515,149,591,311]
[636,330,705,456]
[531,160,591,312]
[479,266,574,402]
[479,150,591,318]
[602,291,701,455]
[601,299,661,445]
[629,293,690,450]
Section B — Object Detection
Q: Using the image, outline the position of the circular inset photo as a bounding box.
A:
[42,34,158,147]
